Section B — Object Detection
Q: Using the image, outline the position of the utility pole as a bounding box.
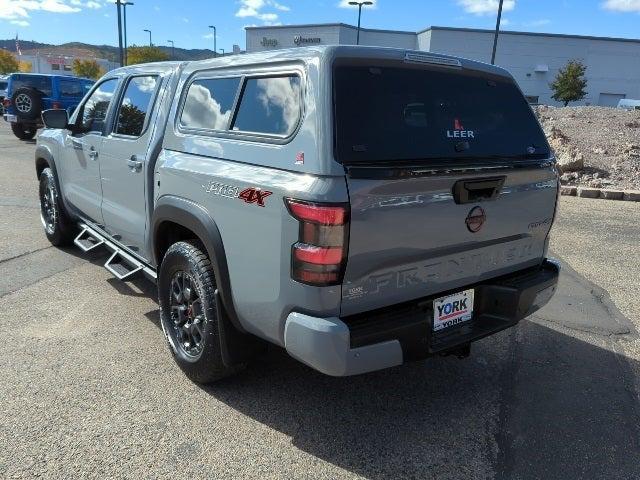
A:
[122,2,134,65]
[208,25,217,58]
[116,0,123,67]
[168,40,175,60]
[491,0,504,65]
[348,1,372,45]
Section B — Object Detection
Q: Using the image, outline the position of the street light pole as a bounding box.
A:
[122,2,133,65]
[115,0,123,67]
[491,0,504,65]
[168,40,175,60]
[348,1,373,45]
[208,25,217,58]
[144,29,152,47]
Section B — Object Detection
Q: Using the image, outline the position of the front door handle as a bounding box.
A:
[127,156,143,172]
[88,147,98,160]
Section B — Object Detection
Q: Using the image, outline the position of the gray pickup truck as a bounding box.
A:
[36,46,560,383]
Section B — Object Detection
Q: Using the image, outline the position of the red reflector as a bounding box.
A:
[52,102,62,110]
[286,200,346,225]
[296,270,340,284]
[294,244,343,265]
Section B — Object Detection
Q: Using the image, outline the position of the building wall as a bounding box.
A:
[427,29,640,106]
[18,54,118,77]
[246,24,640,106]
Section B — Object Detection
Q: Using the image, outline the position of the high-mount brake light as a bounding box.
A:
[285,199,350,287]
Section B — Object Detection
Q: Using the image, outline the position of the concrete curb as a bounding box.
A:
[560,185,640,202]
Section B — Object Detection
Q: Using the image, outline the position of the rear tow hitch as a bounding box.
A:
[441,344,471,359]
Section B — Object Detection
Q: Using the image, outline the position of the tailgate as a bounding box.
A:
[333,55,557,316]
[341,166,557,315]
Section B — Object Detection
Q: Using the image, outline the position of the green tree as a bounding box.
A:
[126,45,169,66]
[0,50,20,74]
[550,60,588,107]
[72,59,103,79]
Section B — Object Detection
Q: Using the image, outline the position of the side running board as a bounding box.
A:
[74,223,157,281]
[74,227,105,252]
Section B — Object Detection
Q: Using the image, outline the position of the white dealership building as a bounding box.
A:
[246,24,640,107]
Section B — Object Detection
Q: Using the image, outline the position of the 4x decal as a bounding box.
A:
[238,188,272,207]
[202,180,273,207]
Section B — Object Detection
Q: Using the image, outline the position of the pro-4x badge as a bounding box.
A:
[238,188,272,207]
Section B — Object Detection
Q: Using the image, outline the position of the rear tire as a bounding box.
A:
[11,123,36,140]
[158,240,244,383]
[39,167,75,246]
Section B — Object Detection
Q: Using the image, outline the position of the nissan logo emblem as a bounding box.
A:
[465,206,486,233]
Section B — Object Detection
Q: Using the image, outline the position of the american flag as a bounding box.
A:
[15,33,22,56]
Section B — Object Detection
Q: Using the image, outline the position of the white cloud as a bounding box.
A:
[182,17,189,22]
[500,17,510,25]
[527,18,551,26]
[235,0,289,22]
[86,1,102,9]
[11,19,30,26]
[0,0,82,20]
[338,0,377,7]
[602,0,640,12]
[456,0,515,15]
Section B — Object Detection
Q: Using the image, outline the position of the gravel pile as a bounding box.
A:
[534,105,640,191]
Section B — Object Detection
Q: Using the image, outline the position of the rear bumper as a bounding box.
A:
[284,259,560,376]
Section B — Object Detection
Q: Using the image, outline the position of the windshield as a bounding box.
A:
[333,63,550,164]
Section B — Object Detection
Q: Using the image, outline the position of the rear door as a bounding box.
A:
[334,59,558,316]
[99,74,162,257]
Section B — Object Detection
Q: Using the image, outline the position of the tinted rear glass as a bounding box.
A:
[11,75,53,97]
[333,65,549,164]
[0,81,7,90]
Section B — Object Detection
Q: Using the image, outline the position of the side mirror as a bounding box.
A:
[41,109,70,130]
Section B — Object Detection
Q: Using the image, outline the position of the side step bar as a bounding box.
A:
[74,223,157,281]
[74,227,105,252]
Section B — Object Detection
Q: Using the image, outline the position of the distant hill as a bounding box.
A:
[0,39,219,62]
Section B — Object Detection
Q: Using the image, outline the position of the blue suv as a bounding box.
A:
[3,73,94,140]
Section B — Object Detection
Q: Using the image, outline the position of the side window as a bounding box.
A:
[59,79,83,97]
[115,76,159,137]
[180,77,241,130]
[79,78,118,134]
[232,75,301,136]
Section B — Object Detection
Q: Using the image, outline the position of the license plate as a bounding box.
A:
[4,114,17,123]
[432,289,474,332]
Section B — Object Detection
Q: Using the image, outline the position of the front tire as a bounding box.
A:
[11,123,36,140]
[39,167,75,246]
[158,240,243,383]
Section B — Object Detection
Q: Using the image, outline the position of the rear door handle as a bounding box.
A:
[88,147,98,160]
[127,156,143,172]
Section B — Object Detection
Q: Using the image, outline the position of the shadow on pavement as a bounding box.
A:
[98,254,640,479]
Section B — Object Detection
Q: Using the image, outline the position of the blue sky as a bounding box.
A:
[0,0,639,51]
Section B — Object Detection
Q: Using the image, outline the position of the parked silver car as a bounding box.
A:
[35,46,560,383]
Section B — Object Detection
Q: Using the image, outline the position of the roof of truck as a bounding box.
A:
[110,46,510,79]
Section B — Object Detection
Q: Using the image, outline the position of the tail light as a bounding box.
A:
[2,99,10,109]
[51,102,62,110]
[285,198,349,286]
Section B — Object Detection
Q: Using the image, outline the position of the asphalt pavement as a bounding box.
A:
[0,123,639,479]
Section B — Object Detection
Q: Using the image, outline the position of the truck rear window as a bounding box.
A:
[333,64,550,164]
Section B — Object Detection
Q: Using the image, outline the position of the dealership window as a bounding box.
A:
[115,76,159,137]
[231,75,301,136]
[51,64,60,71]
[63,65,72,71]
[180,77,241,130]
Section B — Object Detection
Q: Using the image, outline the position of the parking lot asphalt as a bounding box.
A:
[0,122,639,479]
